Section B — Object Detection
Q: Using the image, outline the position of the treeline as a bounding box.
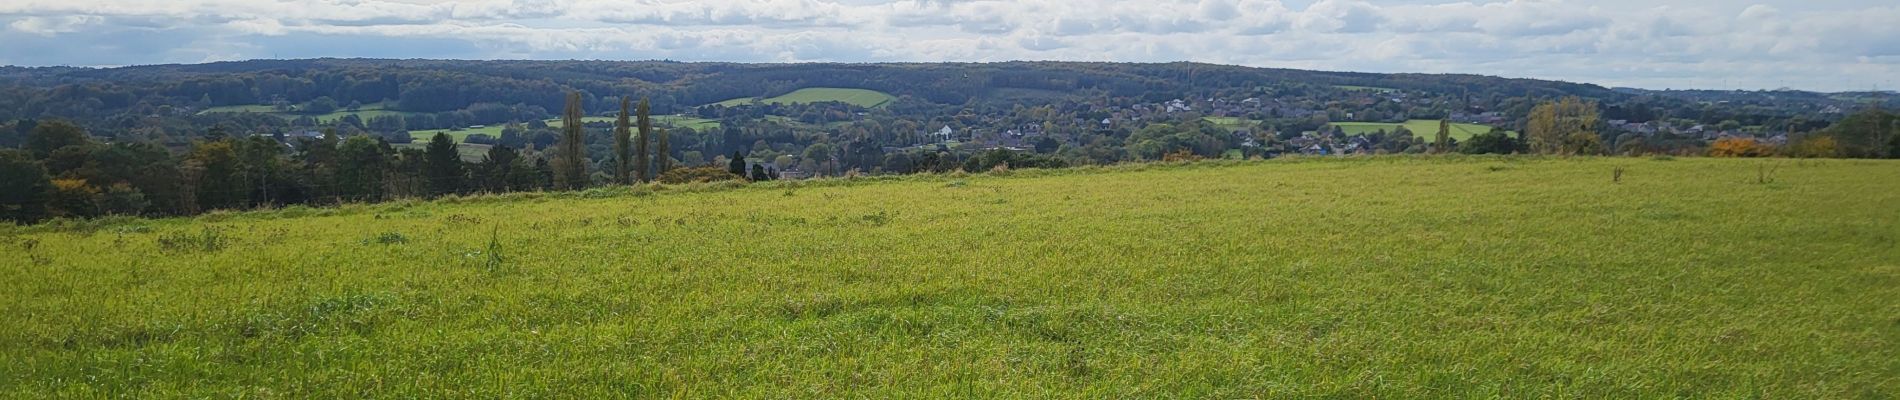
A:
[0,119,556,223]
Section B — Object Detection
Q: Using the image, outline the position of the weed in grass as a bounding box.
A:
[365,232,408,245]
[1756,162,1780,184]
[155,227,228,253]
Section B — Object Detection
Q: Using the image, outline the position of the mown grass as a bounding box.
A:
[2,157,1896,398]
[1333,120,1508,141]
[713,88,895,108]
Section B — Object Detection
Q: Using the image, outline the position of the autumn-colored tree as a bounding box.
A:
[1709,137,1776,157]
[1788,135,1840,158]
[47,178,101,218]
[1526,96,1603,155]
[613,97,632,184]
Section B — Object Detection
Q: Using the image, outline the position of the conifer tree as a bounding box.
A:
[728,151,746,177]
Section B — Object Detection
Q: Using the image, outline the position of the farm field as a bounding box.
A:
[713,87,896,108]
[3,157,1898,397]
[200,101,420,124]
[1202,116,1259,129]
[1332,120,1508,142]
[409,115,721,143]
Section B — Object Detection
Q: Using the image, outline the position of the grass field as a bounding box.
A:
[713,88,896,108]
[200,102,420,124]
[3,157,1898,397]
[394,142,493,162]
[410,116,721,143]
[1334,85,1400,92]
[1333,120,1507,142]
[1203,116,1259,129]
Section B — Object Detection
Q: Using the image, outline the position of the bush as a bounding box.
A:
[1709,137,1776,157]
[657,167,745,184]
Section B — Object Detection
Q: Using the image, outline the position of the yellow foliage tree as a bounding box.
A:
[1526,96,1602,155]
[48,178,102,218]
[1708,137,1776,157]
[1788,135,1840,158]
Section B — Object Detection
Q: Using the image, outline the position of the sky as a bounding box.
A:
[0,0,1896,92]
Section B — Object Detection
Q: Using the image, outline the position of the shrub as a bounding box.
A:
[1709,137,1776,158]
[366,232,408,245]
[657,166,744,184]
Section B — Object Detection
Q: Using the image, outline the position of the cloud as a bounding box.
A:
[0,0,1893,91]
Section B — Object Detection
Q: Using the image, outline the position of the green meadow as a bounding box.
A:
[713,88,896,108]
[409,116,721,143]
[1333,120,1508,141]
[200,102,420,124]
[2,157,1896,397]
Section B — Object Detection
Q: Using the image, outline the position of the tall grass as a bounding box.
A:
[1,157,1896,397]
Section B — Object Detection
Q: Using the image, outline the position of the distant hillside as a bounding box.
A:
[712,87,896,108]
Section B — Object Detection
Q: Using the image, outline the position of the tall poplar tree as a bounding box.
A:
[634,97,652,182]
[1435,119,1451,154]
[553,91,588,190]
[655,127,671,174]
[614,97,632,184]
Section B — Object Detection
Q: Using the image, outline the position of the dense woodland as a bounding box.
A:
[1,59,1896,223]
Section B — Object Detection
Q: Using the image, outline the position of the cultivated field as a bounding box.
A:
[1333,120,1507,141]
[713,88,896,108]
[2,157,1896,397]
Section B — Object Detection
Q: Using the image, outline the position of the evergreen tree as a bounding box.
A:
[335,135,388,202]
[423,132,465,196]
[0,149,51,223]
[728,151,747,176]
[553,91,588,190]
[614,97,633,184]
[635,97,652,182]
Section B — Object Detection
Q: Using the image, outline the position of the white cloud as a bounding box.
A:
[0,0,1894,91]
[8,15,103,36]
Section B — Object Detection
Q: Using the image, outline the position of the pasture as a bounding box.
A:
[409,116,722,143]
[713,88,896,108]
[2,157,1896,397]
[1332,120,1507,142]
[200,101,420,124]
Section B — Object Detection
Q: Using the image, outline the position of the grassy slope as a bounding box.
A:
[713,88,896,108]
[200,102,419,124]
[1333,120,1506,141]
[409,116,721,143]
[3,157,1898,397]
